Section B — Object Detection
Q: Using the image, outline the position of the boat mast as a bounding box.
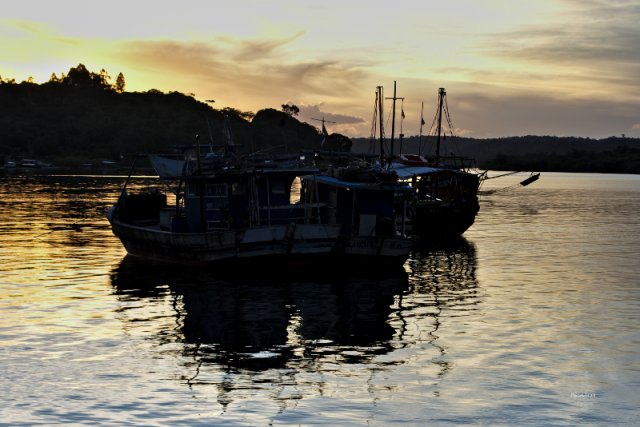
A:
[312,116,336,147]
[389,81,397,163]
[418,101,424,156]
[435,87,445,167]
[386,81,404,166]
[194,133,206,230]
[377,86,385,167]
[399,98,405,154]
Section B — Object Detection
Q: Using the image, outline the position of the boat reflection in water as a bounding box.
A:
[407,238,479,298]
[111,258,409,370]
[110,239,479,407]
[403,238,480,378]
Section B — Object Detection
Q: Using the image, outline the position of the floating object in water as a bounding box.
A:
[520,173,541,187]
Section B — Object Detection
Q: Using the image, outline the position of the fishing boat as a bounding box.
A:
[392,162,481,241]
[300,164,413,266]
[389,87,482,243]
[106,155,341,267]
[106,144,413,268]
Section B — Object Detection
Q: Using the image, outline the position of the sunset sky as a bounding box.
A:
[1,0,638,138]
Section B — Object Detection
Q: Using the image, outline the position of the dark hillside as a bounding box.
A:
[0,65,334,166]
[352,134,640,173]
[0,77,229,164]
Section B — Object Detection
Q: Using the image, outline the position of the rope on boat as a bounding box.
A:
[479,172,540,195]
[483,170,523,180]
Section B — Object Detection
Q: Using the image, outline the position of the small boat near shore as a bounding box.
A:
[2,157,53,169]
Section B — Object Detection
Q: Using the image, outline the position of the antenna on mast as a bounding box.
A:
[311,117,337,128]
[312,117,336,148]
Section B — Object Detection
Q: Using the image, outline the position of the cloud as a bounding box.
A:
[478,1,640,91]
[122,39,358,88]
[448,0,639,113]
[283,103,366,136]
[230,31,304,62]
[487,1,640,60]
[295,103,364,125]
[113,28,640,139]
[118,35,369,109]
[443,89,640,138]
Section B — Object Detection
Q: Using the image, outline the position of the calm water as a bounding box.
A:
[1,172,639,426]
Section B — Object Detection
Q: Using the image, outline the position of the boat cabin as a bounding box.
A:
[180,167,319,232]
[300,170,411,238]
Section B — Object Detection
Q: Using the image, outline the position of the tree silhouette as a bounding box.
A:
[99,69,111,86]
[115,72,126,93]
[64,64,92,86]
[62,64,111,89]
[281,104,299,116]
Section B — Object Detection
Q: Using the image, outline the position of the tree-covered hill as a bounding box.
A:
[0,64,342,166]
[352,134,640,174]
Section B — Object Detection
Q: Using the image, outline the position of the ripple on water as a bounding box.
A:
[1,173,639,425]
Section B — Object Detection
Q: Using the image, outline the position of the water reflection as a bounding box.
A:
[408,239,479,305]
[111,257,410,373]
[5,173,640,424]
[403,239,480,379]
[110,238,480,396]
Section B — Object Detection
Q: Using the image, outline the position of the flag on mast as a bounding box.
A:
[321,122,328,146]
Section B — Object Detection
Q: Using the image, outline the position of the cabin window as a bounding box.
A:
[232,182,246,195]
[271,181,286,195]
[290,177,301,204]
[186,184,198,197]
[206,184,228,198]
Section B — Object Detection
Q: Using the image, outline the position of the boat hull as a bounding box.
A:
[339,236,413,268]
[410,199,479,243]
[109,218,342,266]
[109,218,411,268]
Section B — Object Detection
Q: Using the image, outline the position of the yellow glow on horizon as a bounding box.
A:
[1,0,638,138]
